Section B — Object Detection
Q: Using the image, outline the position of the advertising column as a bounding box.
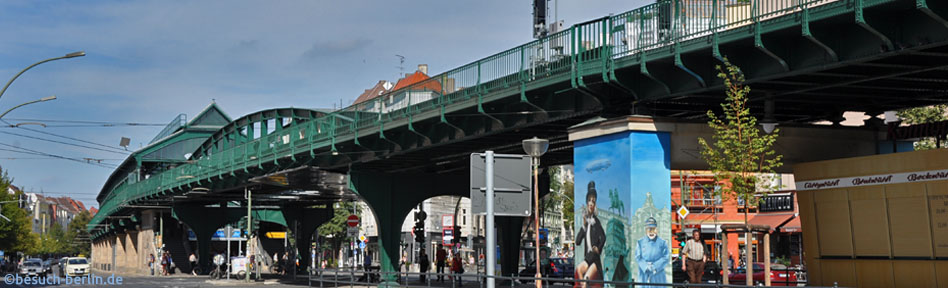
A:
[569,116,672,287]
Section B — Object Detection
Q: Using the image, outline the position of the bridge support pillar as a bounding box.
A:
[569,116,673,285]
[349,170,468,287]
[281,204,333,276]
[173,205,245,274]
[497,216,525,280]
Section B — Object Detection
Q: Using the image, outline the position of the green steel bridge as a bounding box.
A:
[89,0,948,281]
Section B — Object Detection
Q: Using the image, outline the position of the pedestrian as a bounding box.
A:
[681,229,707,284]
[451,253,464,284]
[148,253,155,276]
[435,245,447,282]
[282,253,289,276]
[418,249,430,282]
[189,252,198,275]
[161,252,170,276]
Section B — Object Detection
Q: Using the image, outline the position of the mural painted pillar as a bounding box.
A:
[569,116,672,287]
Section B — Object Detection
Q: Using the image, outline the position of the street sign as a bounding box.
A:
[442,215,454,227]
[347,215,360,227]
[443,229,454,245]
[359,242,366,249]
[470,153,532,216]
[347,227,359,237]
[359,235,367,243]
[677,206,690,219]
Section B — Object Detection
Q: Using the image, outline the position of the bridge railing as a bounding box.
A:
[90,0,888,233]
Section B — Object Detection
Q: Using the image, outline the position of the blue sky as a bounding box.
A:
[0,0,650,209]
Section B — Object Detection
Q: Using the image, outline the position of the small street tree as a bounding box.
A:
[698,59,783,285]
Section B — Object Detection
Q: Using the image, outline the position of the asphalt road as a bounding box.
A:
[1,264,301,288]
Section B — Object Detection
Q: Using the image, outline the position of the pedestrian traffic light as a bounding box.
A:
[675,231,688,246]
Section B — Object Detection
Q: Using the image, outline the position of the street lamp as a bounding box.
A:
[0,95,57,119]
[0,51,85,103]
[522,137,548,288]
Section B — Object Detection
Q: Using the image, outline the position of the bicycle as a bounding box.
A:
[208,263,225,280]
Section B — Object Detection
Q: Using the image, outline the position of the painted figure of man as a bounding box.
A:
[635,217,669,285]
[575,181,606,286]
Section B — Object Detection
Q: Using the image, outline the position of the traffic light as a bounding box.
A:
[675,231,688,246]
[413,210,426,243]
[451,225,461,245]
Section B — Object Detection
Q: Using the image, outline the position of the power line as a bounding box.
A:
[0,143,117,169]
[0,130,130,155]
[3,117,166,126]
[1,119,130,153]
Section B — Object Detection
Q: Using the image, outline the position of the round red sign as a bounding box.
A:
[347,215,360,227]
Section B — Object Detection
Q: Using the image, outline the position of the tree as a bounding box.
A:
[0,169,37,255]
[897,105,948,150]
[698,59,783,285]
[65,211,93,256]
[316,202,360,267]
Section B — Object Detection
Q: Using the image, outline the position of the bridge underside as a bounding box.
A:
[91,0,948,283]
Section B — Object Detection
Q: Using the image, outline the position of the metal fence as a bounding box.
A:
[306,267,826,288]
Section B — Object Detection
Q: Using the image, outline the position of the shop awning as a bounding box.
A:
[780,216,801,233]
[748,214,794,232]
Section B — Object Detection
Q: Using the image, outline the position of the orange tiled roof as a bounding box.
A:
[393,71,442,93]
[354,81,391,105]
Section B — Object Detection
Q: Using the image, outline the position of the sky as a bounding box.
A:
[0,0,651,210]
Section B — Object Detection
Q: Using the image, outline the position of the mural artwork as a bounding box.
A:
[574,130,671,287]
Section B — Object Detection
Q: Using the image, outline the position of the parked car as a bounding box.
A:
[518,258,574,283]
[671,259,722,284]
[63,257,90,277]
[728,263,797,286]
[19,259,45,277]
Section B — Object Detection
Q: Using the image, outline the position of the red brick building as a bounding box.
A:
[671,172,803,267]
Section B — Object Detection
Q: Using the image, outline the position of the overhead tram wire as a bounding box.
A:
[3,117,166,126]
[1,119,133,153]
[0,143,118,169]
[0,130,130,155]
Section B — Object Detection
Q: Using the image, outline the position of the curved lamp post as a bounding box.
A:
[0,95,57,119]
[522,137,549,288]
[0,51,85,103]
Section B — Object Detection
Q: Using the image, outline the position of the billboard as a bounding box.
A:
[574,130,671,287]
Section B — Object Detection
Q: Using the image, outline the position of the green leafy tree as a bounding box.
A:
[698,59,783,285]
[0,170,38,255]
[897,105,947,150]
[65,211,93,256]
[317,202,359,267]
[698,59,784,223]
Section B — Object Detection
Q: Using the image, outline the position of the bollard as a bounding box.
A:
[350,268,354,288]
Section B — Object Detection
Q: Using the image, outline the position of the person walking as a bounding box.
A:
[435,245,447,282]
[189,253,198,275]
[681,229,707,284]
[451,253,464,285]
[148,253,155,276]
[418,249,430,282]
[161,252,170,276]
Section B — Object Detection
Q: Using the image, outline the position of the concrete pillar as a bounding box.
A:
[569,116,673,285]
